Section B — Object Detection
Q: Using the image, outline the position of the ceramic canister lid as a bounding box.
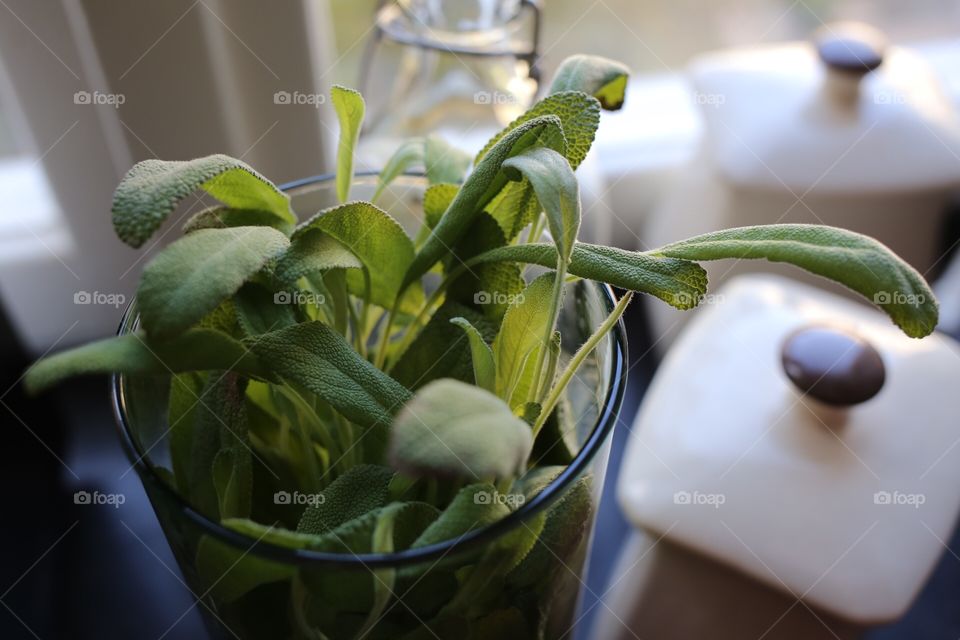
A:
[618,273,960,624]
[689,22,960,193]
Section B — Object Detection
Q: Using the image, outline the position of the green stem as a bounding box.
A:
[530,264,567,404]
[374,303,398,370]
[532,291,633,438]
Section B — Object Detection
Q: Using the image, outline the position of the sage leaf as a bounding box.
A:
[182,205,295,235]
[331,85,365,203]
[652,224,938,338]
[233,282,297,337]
[424,135,471,185]
[275,230,362,285]
[412,483,511,548]
[294,201,423,312]
[137,226,289,339]
[403,115,565,291]
[493,273,555,400]
[250,321,412,432]
[374,138,425,202]
[24,328,272,394]
[423,183,459,229]
[549,54,630,110]
[297,465,395,534]
[112,154,293,248]
[195,534,294,603]
[467,242,708,310]
[450,317,496,393]
[168,372,206,493]
[389,379,534,480]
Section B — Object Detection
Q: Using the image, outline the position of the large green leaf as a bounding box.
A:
[402,115,566,291]
[652,224,938,338]
[467,242,708,310]
[23,328,272,394]
[423,183,459,229]
[293,202,422,312]
[274,230,362,285]
[233,282,297,337]
[389,379,533,480]
[549,54,630,111]
[297,465,395,534]
[137,226,289,339]
[250,322,412,431]
[182,205,295,236]
[492,273,555,400]
[412,483,511,548]
[331,85,365,203]
[112,154,294,248]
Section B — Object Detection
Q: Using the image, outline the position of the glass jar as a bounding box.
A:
[112,173,627,640]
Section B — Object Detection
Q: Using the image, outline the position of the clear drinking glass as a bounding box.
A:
[112,173,627,640]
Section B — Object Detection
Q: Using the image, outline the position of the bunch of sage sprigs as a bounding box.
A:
[25,55,937,639]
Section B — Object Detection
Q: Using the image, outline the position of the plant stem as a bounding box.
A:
[532,291,633,438]
[530,265,567,404]
[374,303,398,370]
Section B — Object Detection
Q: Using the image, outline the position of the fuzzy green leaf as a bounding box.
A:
[403,115,566,291]
[297,465,395,534]
[233,282,297,336]
[423,183,459,229]
[250,321,412,431]
[275,230,362,285]
[112,154,293,248]
[331,85,365,203]
[294,201,422,312]
[374,138,424,203]
[412,483,511,548]
[653,224,939,337]
[389,379,533,480]
[493,273,555,399]
[549,54,630,110]
[24,328,272,394]
[137,226,289,339]
[467,242,708,310]
[450,317,496,393]
[182,206,295,235]
[424,135,471,185]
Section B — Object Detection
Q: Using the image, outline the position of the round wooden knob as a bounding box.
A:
[781,325,886,407]
[816,22,886,75]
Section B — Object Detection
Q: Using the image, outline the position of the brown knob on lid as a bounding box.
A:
[816,22,886,76]
[781,325,885,407]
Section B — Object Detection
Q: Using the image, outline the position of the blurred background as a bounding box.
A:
[1,0,959,638]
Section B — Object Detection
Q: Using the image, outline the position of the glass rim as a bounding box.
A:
[110,171,629,568]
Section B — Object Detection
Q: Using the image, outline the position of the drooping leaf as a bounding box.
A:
[274,230,362,285]
[403,115,566,291]
[450,317,496,393]
[23,328,272,394]
[293,201,423,313]
[493,273,556,400]
[112,154,293,248]
[424,135,471,185]
[549,54,630,111]
[652,224,939,338]
[389,379,533,480]
[250,322,412,433]
[331,85,365,203]
[297,465,395,534]
[374,138,425,202]
[466,242,708,310]
[137,226,289,339]
[182,205,295,235]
